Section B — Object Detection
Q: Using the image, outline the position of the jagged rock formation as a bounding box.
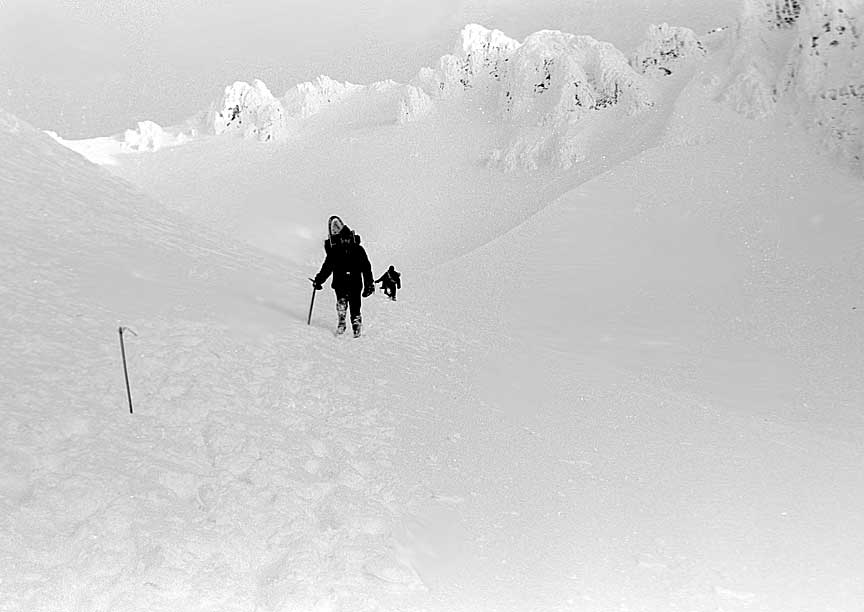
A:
[503,31,654,123]
[413,24,657,169]
[631,23,707,76]
[416,25,654,124]
[414,24,520,97]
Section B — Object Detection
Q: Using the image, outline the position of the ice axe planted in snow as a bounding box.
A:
[118,326,138,414]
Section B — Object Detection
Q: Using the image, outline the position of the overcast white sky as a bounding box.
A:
[0,0,736,137]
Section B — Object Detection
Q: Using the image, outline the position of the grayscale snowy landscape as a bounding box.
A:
[1,0,863,610]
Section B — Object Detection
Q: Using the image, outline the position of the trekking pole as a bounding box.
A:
[307,278,317,325]
[118,326,138,414]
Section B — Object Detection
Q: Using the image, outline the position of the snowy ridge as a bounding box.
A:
[282,75,365,119]
[46,1,862,174]
[207,76,434,137]
[48,23,692,170]
[53,75,435,157]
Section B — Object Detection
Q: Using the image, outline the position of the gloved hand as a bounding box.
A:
[362,285,374,298]
[313,280,323,291]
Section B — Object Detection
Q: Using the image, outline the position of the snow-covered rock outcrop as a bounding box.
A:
[783,0,864,172]
[418,25,654,123]
[211,80,288,141]
[745,0,804,28]
[415,24,520,97]
[501,31,654,123]
[415,24,655,169]
[721,0,803,118]
[631,23,707,76]
[722,0,863,171]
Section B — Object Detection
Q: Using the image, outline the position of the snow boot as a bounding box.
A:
[336,319,347,335]
[351,315,362,338]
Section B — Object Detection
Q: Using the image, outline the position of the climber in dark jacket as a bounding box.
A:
[313,224,374,336]
[375,265,401,301]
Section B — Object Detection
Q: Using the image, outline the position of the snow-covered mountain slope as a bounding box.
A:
[0,108,461,612]
[413,60,864,610]
[4,1,864,611]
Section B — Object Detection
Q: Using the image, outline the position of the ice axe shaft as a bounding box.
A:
[118,326,137,414]
[307,278,317,325]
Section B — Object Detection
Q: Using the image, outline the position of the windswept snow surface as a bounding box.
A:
[4,3,864,612]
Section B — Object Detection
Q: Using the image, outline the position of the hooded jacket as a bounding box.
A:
[314,226,373,293]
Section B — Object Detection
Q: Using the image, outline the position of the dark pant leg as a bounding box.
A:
[348,290,362,324]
